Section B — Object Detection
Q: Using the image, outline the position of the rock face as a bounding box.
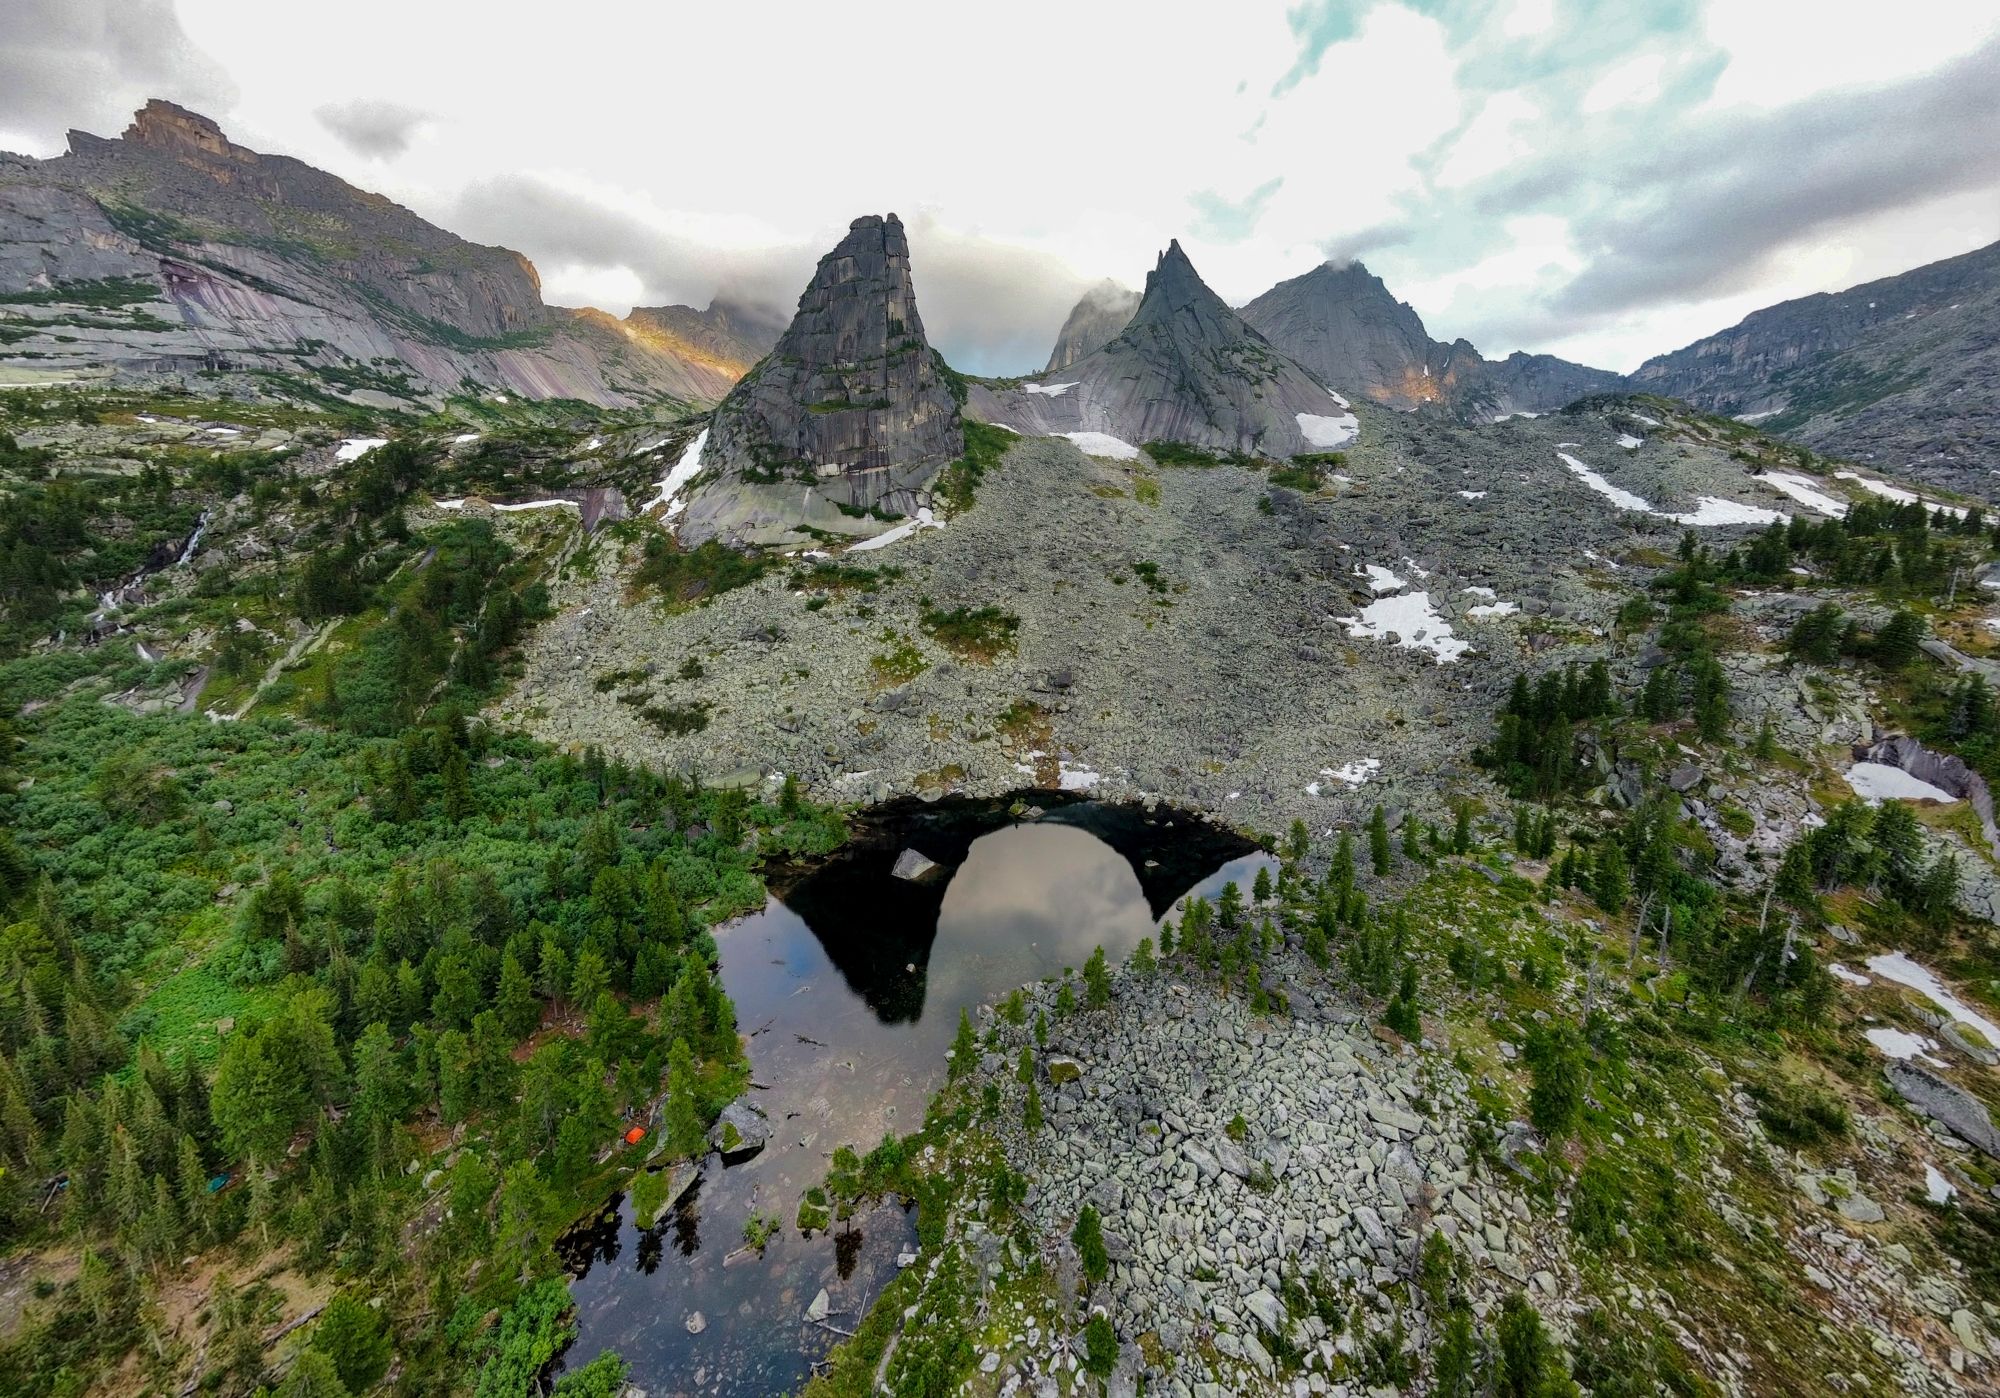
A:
[1043,279,1140,372]
[679,214,965,546]
[0,101,739,407]
[623,297,785,380]
[1628,238,2000,493]
[972,241,1348,458]
[1238,260,1620,420]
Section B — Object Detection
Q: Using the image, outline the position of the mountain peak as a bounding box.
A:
[684,212,963,545]
[120,100,238,161]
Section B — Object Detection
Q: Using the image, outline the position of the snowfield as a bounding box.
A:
[1558,451,1786,526]
[1834,470,1968,520]
[335,437,389,462]
[1296,410,1359,449]
[1867,952,2000,1049]
[644,429,709,518]
[1340,591,1470,664]
[1844,762,1956,804]
[849,506,944,553]
[1023,382,1076,397]
[1755,471,1848,517]
[1064,432,1142,461]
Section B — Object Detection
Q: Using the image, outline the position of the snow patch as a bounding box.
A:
[1558,452,1786,526]
[335,437,389,462]
[1023,381,1077,397]
[1828,963,1871,987]
[1755,471,1847,517]
[1844,763,1957,804]
[1734,410,1780,424]
[1340,591,1470,664]
[1462,586,1496,598]
[644,428,709,518]
[1468,601,1520,620]
[1616,433,1643,450]
[1865,1027,1945,1065]
[849,507,943,553]
[1867,952,2000,1050]
[1456,489,1488,499]
[1360,565,1407,593]
[1926,1164,1958,1203]
[1064,432,1141,460]
[492,499,579,513]
[1325,388,1352,408]
[1834,470,1967,520]
[1321,758,1381,787]
[453,432,481,444]
[1296,411,1359,449]
[1058,762,1102,792]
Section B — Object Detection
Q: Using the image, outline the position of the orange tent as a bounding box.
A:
[624,1126,646,1145]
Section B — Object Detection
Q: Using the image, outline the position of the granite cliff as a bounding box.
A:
[679,213,965,545]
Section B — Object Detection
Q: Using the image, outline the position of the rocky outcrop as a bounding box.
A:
[679,214,965,546]
[1628,239,2000,494]
[1238,260,1619,420]
[1043,279,1139,372]
[1861,732,2000,857]
[972,241,1350,458]
[0,102,738,407]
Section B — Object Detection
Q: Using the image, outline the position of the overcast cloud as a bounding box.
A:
[315,99,431,161]
[1,0,1995,374]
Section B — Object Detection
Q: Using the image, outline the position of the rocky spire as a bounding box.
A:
[679,214,965,546]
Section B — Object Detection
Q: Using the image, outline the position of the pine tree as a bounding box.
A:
[1083,946,1111,1008]
[1592,843,1629,912]
[1023,1077,1044,1133]
[1452,803,1473,855]
[1072,1204,1109,1287]
[1017,1047,1035,1084]
[949,1008,978,1080]
[1368,805,1392,876]
[663,1038,704,1158]
[1252,865,1273,903]
[1876,609,1925,669]
[312,1291,393,1394]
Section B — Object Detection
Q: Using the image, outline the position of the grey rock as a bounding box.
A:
[890,848,942,882]
[708,1099,771,1162]
[1887,1061,2000,1158]
[1045,280,1141,373]
[684,214,963,545]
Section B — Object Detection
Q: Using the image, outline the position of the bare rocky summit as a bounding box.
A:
[0,101,737,407]
[974,241,1351,458]
[679,213,965,546]
[1239,260,1621,421]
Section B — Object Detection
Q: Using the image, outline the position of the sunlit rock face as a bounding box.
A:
[680,214,965,546]
[1239,260,1620,421]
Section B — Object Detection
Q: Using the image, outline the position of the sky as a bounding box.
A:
[2,0,1997,376]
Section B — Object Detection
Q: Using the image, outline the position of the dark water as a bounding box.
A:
[560,795,1274,1397]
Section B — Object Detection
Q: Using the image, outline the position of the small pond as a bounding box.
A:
[559,793,1275,1396]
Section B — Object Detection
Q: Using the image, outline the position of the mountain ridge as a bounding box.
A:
[1628,237,2000,493]
[0,100,739,408]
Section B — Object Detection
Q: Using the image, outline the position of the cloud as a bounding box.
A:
[0,0,235,156]
[314,99,429,160]
[450,176,1088,376]
[1531,36,2000,323]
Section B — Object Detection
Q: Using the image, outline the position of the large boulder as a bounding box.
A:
[1886,1060,2000,1157]
[708,1098,772,1162]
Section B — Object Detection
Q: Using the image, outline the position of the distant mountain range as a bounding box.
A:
[973,240,1351,458]
[1042,259,1624,424]
[0,101,754,408]
[1629,239,2000,494]
[3,101,1995,491]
